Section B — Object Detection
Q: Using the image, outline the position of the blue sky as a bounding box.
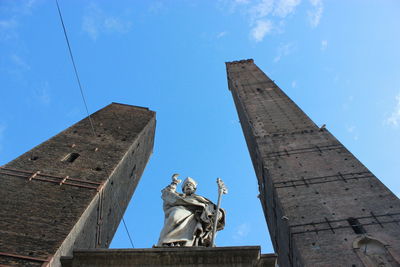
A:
[1,0,399,254]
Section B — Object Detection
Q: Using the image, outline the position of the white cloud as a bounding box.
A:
[250,19,272,42]
[233,223,250,240]
[82,4,132,40]
[246,0,303,42]
[5,0,38,15]
[219,0,251,14]
[149,1,167,14]
[292,81,297,88]
[10,54,30,70]
[274,42,295,62]
[0,0,38,24]
[0,18,18,41]
[220,0,324,43]
[82,16,99,40]
[274,0,301,18]
[384,93,400,127]
[0,0,40,42]
[249,0,274,22]
[346,125,359,140]
[21,0,38,14]
[217,31,228,38]
[321,39,328,50]
[347,125,355,133]
[308,0,323,28]
[104,17,131,33]
[342,95,354,111]
[34,81,51,105]
[0,18,18,30]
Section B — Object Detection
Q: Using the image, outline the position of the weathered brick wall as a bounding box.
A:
[0,103,155,267]
[226,60,400,266]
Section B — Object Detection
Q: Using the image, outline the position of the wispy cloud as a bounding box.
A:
[235,0,251,4]
[0,18,18,30]
[384,93,400,128]
[342,95,353,111]
[7,54,31,81]
[34,81,51,105]
[274,42,296,62]
[5,0,38,15]
[104,17,131,33]
[216,31,228,39]
[0,1,39,41]
[250,19,272,42]
[292,80,297,88]
[308,0,323,28]
[274,0,301,18]
[0,17,18,41]
[149,1,167,14]
[10,54,30,70]
[218,0,251,14]
[24,0,38,13]
[222,0,316,43]
[321,39,328,50]
[248,0,274,22]
[82,3,133,40]
[346,125,359,140]
[233,223,251,240]
[347,126,355,134]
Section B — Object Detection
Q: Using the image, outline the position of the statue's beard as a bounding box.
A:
[184,188,195,195]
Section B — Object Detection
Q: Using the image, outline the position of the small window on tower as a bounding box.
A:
[29,155,39,161]
[62,153,80,163]
[347,217,366,234]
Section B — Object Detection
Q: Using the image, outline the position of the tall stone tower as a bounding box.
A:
[0,103,155,267]
[226,59,400,266]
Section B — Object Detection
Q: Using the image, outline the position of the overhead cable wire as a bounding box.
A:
[122,217,135,248]
[55,0,96,137]
[116,200,135,248]
[55,0,135,249]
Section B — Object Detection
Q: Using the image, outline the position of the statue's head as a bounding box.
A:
[182,177,197,195]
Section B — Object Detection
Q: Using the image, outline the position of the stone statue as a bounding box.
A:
[157,174,225,247]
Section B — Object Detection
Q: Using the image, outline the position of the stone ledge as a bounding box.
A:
[61,246,276,267]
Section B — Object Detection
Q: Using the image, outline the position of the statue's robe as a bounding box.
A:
[157,186,225,247]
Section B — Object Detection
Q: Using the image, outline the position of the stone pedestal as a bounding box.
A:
[61,246,276,267]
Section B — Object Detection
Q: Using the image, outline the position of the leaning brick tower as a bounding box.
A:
[0,103,155,267]
[226,59,400,266]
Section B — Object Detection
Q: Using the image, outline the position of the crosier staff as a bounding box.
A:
[211,178,228,247]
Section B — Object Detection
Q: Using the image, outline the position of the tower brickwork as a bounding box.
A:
[0,103,155,267]
[226,59,400,266]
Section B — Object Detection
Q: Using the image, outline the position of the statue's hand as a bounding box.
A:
[171,173,181,185]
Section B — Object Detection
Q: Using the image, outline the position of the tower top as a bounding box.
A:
[225,59,254,65]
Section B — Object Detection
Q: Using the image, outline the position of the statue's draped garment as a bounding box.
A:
[157,185,225,247]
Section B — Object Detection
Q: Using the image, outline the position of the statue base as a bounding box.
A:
[61,246,276,266]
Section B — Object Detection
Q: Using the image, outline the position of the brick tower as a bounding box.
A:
[0,103,155,267]
[226,59,400,266]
